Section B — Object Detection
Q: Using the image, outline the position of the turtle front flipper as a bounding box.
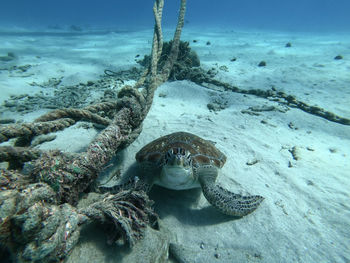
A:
[198,166,264,217]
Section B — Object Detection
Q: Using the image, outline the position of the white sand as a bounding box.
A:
[0,26,349,262]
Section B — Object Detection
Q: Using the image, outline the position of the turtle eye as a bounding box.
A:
[165,151,172,164]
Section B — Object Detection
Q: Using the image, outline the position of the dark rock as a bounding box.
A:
[192,39,198,43]
[86,81,94,86]
[206,41,211,45]
[329,148,337,153]
[246,159,259,166]
[289,146,301,161]
[230,57,237,62]
[285,42,292,48]
[207,103,216,111]
[306,180,314,186]
[258,61,266,67]
[334,55,343,60]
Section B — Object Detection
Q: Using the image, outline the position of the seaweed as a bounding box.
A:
[137,40,200,80]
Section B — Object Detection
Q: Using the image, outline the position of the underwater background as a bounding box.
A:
[1,1,350,263]
[1,0,350,31]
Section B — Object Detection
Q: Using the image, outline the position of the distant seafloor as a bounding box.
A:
[1,26,349,262]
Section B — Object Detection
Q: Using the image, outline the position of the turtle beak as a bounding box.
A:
[165,148,192,168]
[166,154,182,166]
[175,156,184,166]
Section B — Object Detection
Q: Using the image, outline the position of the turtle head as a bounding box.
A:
[164,147,192,168]
[158,147,198,189]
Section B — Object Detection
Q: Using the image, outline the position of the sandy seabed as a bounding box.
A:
[1,26,349,263]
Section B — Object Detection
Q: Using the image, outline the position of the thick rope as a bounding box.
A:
[0,119,76,143]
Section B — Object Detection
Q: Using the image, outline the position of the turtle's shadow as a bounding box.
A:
[101,163,240,225]
[149,186,240,226]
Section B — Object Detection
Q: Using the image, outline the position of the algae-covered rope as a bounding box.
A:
[196,75,350,125]
[0,172,155,262]
[0,146,42,164]
[0,118,76,143]
[18,0,187,206]
[34,108,111,125]
[159,0,186,83]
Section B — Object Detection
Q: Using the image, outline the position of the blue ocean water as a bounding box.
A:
[0,0,349,32]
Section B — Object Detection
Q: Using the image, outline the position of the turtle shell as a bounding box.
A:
[135,132,227,168]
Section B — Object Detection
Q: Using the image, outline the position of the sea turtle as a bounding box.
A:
[101,131,264,217]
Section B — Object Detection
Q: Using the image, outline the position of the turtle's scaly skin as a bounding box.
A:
[196,165,264,217]
[101,132,264,217]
